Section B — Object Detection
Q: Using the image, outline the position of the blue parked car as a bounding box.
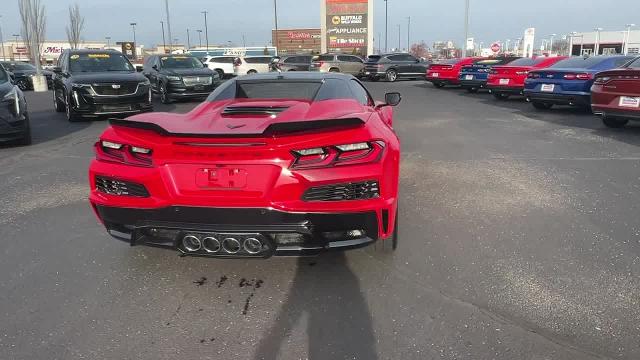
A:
[523,55,635,110]
[458,57,520,93]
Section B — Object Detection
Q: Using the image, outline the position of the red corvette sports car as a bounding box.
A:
[89,72,401,258]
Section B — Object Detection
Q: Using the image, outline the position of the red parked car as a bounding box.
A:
[591,56,640,128]
[426,57,482,88]
[88,73,401,258]
[486,56,567,99]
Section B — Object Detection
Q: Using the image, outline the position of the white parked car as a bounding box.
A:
[233,56,273,76]
[201,56,236,78]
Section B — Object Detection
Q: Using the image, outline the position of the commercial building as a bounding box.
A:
[569,30,640,56]
[320,0,373,56]
[272,29,321,55]
[0,40,145,65]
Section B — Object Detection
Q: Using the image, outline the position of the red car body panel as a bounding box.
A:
[486,57,567,93]
[426,57,482,85]
[591,67,640,120]
[88,73,400,258]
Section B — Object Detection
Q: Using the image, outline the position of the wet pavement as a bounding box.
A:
[1,82,639,359]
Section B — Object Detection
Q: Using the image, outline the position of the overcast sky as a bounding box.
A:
[1,0,638,49]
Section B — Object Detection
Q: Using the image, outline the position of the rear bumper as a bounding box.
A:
[459,79,487,88]
[93,204,380,257]
[592,106,640,121]
[426,77,460,85]
[523,91,591,106]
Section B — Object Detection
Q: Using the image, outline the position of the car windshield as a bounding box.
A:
[161,56,204,69]
[236,81,322,100]
[69,53,135,72]
[550,56,606,69]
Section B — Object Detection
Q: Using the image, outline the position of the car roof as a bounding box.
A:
[65,49,120,54]
[234,71,354,81]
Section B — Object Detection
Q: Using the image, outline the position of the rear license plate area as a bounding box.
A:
[196,167,248,189]
[499,79,509,85]
[465,75,474,80]
[619,96,640,108]
[541,84,555,92]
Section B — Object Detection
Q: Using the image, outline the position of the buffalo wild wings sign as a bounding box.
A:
[321,0,373,56]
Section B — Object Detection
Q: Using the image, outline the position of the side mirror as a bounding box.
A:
[52,66,62,74]
[384,92,401,106]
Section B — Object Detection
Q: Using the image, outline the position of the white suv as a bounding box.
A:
[201,56,235,78]
[233,56,273,76]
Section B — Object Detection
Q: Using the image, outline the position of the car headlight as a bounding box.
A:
[167,75,181,81]
[3,86,20,116]
[139,79,151,86]
[71,83,92,89]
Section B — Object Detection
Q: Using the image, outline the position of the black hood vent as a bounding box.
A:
[222,106,289,116]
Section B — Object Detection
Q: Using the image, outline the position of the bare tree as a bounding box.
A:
[65,3,84,49]
[19,0,46,74]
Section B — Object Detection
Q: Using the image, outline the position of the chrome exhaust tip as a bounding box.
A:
[221,237,241,254]
[182,235,202,252]
[243,237,263,254]
[202,236,221,253]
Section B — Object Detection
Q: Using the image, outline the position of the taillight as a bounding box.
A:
[313,61,324,67]
[527,72,541,79]
[233,58,242,67]
[291,141,384,169]
[490,70,498,74]
[515,71,528,75]
[563,73,592,80]
[95,140,153,167]
[594,76,611,84]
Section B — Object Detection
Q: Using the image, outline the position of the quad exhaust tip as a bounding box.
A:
[243,237,263,254]
[181,234,267,255]
[182,235,202,252]
[202,236,221,253]
[221,237,242,254]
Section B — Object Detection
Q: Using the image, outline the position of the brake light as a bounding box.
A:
[563,73,592,80]
[594,76,612,84]
[233,57,242,67]
[527,72,541,79]
[95,140,153,167]
[515,71,529,75]
[291,141,384,169]
[313,61,324,67]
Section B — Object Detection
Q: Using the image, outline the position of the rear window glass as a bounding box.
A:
[315,55,334,61]
[236,81,322,100]
[367,55,381,62]
[474,59,504,65]
[316,79,353,100]
[628,58,640,68]
[244,57,272,64]
[550,57,605,69]
[211,57,234,63]
[507,58,538,66]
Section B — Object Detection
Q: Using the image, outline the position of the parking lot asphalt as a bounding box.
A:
[1,81,639,360]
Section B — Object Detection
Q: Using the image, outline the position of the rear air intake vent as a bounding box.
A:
[302,181,379,202]
[95,176,149,197]
[222,106,289,116]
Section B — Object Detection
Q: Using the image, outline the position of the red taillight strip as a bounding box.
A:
[95,141,153,167]
[290,141,385,170]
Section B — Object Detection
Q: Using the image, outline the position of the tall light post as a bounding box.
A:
[105,36,111,49]
[624,24,635,55]
[549,33,556,54]
[201,11,209,53]
[186,28,191,49]
[505,39,510,54]
[130,22,137,44]
[160,21,166,52]
[196,29,202,48]
[406,16,411,52]
[0,15,6,61]
[378,32,381,54]
[463,0,470,57]
[273,0,279,55]
[594,27,603,55]
[384,0,388,52]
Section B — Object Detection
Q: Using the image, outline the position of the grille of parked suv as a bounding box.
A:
[95,176,150,197]
[183,76,213,86]
[92,83,139,96]
[222,106,289,116]
[302,181,380,201]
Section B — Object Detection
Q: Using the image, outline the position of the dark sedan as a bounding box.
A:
[0,61,53,91]
[0,65,30,145]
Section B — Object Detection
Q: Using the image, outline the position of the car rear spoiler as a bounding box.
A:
[108,117,365,137]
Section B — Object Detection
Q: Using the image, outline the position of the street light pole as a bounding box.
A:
[384,0,388,52]
[105,36,111,49]
[594,27,603,55]
[624,24,635,55]
[197,30,202,48]
[549,33,556,54]
[160,21,166,52]
[273,0,279,55]
[130,22,137,45]
[463,0,470,57]
[186,28,191,49]
[202,11,209,54]
[406,16,411,52]
[0,15,6,61]
[164,0,173,52]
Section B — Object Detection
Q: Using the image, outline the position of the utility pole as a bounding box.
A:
[273,0,279,55]
[624,24,635,55]
[130,22,137,45]
[0,15,6,61]
[594,27,603,55]
[197,29,202,48]
[242,34,246,48]
[202,11,209,53]
[464,0,470,57]
[406,16,411,52]
[105,36,111,49]
[384,0,388,52]
[397,24,401,51]
[186,28,191,49]
[164,0,173,51]
[549,33,556,54]
[160,21,166,53]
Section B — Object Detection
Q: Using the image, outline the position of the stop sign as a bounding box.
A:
[491,42,501,53]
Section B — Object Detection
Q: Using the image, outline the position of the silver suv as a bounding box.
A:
[309,54,365,77]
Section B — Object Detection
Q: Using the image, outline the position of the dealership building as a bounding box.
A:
[569,30,640,55]
[0,40,146,64]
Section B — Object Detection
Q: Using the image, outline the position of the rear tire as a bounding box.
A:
[386,69,398,82]
[247,69,257,74]
[53,88,65,112]
[377,210,398,252]
[493,92,509,100]
[159,82,171,104]
[532,101,553,110]
[602,116,629,128]
[16,79,30,91]
[368,76,379,82]
[17,114,32,146]
[215,69,224,79]
[65,93,81,122]
[433,82,445,88]
[466,87,478,93]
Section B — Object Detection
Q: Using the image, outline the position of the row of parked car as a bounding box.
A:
[425,55,640,128]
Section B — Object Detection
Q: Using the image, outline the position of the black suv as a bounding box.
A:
[143,54,220,104]
[364,53,430,82]
[1,61,53,91]
[52,49,152,122]
[270,55,314,72]
[0,65,30,145]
